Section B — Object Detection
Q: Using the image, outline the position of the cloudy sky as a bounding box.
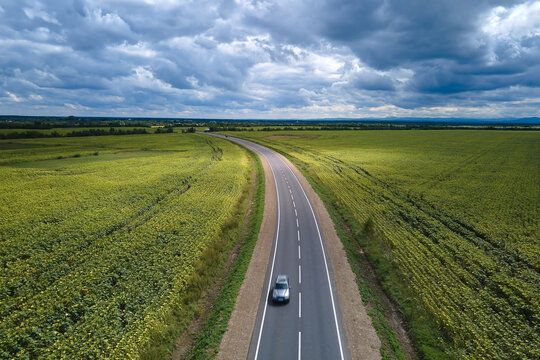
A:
[0,0,539,119]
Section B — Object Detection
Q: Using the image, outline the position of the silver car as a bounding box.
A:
[272,274,290,304]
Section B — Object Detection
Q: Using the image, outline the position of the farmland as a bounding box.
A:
[0,133,254,359]
[227,130,539,359]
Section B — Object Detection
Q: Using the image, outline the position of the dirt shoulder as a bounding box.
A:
[170,157,259,360]
[216,151,276,360]
[278,153,381,360]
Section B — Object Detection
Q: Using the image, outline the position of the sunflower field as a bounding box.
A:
[0,133,250,359]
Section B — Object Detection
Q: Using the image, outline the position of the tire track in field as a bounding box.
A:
[0,147,220,319]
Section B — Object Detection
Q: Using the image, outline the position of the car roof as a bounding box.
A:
[276,274,288,283]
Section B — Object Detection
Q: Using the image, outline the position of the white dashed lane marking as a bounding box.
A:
[298,332,301,360]
[299,292,302,318]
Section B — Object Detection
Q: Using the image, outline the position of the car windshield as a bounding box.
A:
[275,283,288,289]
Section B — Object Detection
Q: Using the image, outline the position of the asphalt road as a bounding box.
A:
[204,133,350,360]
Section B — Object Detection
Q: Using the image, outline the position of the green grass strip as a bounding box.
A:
[185,146,265,360]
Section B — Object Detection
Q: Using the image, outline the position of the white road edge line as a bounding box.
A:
[287,164,346,360]
[299,292,302,318]
[254,156,281,360]
[298,332,301,360]
[299,265,302,284]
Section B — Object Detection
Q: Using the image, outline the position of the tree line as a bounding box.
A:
[0,127,174,139]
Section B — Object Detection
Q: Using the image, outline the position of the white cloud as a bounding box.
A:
[7,92,23,102]
[23,4,60,25]
[166,36,196,50]
[481,1,540,61]
[111,42,157,57]
[249,62,303,80]
[281,44,347,80]
[89,8,129,29]
[482,2,540,40]
[217,35,271,59]
[0,39,66,54]
[237,0,275,15]
[123,66,176,93]
[64,103,90,111]
[106,0,182,8]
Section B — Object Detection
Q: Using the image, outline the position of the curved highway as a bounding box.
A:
[206,133,350,360]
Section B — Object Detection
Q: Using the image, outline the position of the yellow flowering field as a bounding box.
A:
[0,133,250,359]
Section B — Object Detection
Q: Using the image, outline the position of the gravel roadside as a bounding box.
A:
[216,151,276,360]
[278,153,381,360]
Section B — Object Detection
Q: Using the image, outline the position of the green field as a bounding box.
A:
[0,127,147,134]
[0,133,254,359]
[227,130,539,359]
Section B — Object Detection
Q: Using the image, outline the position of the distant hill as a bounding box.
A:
[306,117,540,125]
[1,115,539,125]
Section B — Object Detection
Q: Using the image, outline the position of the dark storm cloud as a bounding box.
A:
[350,71,395,91]
[244,0,538,89]
[243,0,487,65]
[0,0,538,118]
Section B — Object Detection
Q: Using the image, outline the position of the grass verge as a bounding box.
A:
[139,146,265,360]
[185,147,264,359]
